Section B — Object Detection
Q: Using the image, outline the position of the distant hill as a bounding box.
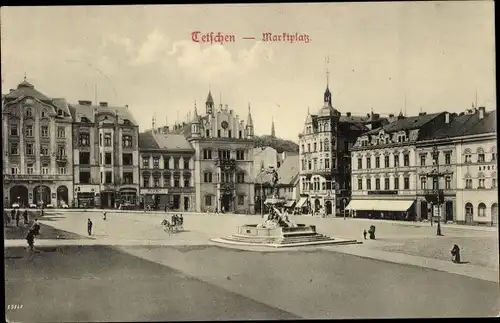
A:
[253,135,299,153]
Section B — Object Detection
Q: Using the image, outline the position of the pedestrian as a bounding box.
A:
[23,209,29,226]
[102,212,107,221]
[15,209,20,227]
[87,218,93,236]
[363,230,367,240]
[451,244,461,263]
[26,229,35,252]
[164,205,167,213]
[31,218,41,236]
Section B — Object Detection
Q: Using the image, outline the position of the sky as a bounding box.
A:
[1,2,496,141]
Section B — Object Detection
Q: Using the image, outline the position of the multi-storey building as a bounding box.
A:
[2,79,74,207]
[298,79,389,216]
[417,107,497,225]
[138,127,195,211]
[253,146,279,171]
[69,100,140,208]
[178,92,255,213]
[348,112,451,221]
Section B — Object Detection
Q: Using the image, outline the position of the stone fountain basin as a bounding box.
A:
[237,224,317,237]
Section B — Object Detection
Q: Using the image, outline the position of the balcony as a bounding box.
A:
[215,158,236,170]
[217,182,235,193]
[56,155,68,165]
[3,174,72,182]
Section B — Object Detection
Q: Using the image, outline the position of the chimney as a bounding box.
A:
[445,112,450,124]
[373,113,380,120]
[478,106,485,119]
[346,112,352,117]
[418,112,427,116]
[99,102,108,107]
[366,113,370,118]
[78,100,92,105]
[389,113,394,118]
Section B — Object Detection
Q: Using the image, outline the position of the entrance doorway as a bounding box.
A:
[325,200,332,215]
[10,186,29,207]
[33,185,51,205]
[184,197,190,211]
[221,194,232,213]
[465,203,473,224]
[445,201,454,222]
[172,195,180,210]
[314,199,321,213]
[420,201,428,220]
[57,185,69,206]
[101,192,115,209]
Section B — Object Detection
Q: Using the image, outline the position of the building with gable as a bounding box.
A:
[2,79,74,208]
[298,76,389,216]
[138,128,195,211]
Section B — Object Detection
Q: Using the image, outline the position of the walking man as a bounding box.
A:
[363,230,367,240]
[87,218,93,236]
[26,229,35,252]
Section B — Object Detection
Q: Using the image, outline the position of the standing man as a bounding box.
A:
[31,218,41,236]
[87,218,93,236]
[15,210,20,227]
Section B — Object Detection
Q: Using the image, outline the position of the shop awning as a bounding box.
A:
[285,200,296,208]
[265,198,285,205]
[296,197,308,208]
[345,199,414,212]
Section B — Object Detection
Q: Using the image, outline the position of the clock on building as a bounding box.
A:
[221,121,229,129]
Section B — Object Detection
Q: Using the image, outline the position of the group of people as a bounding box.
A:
[4,209,30,227]
[171,214,184,227]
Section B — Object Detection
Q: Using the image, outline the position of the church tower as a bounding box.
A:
[191,101,200,138]
[246,103,254,139]
[206,90,214,115]
[271,117,276,137]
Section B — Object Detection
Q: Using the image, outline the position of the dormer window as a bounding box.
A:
[57,109,63,116]
[81,117,89,123]
[41,111,46,118]
[25,108,33,117]
[123,119,130,125]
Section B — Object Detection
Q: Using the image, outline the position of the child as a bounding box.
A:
[363,230,367,240]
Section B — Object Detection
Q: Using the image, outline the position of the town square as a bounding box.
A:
[2,2,498,321]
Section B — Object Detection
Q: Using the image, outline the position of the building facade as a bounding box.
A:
[349,112,450,221]
[298,80,388,216]
[70,101,140,208]
[138,129,195,211]
[184,92,255,213]
[2,80,74,208]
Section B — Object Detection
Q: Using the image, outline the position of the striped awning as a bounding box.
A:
[296,197,308,208]
[285,200,296,208]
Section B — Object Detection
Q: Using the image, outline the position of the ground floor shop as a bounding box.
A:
[140,188,195,212]
[456,189,498,226]
[415,196,456,223]
[5,181,73,208]
[346,198,417,221]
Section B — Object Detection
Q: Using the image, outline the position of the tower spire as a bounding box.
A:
[271,117,276,137]
[24,72,27,81]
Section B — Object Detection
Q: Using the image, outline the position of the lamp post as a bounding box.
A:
[343,198,347,220]
[432,146,443,236]
[39,162,44,217]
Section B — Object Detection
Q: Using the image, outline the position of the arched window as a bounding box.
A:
[478,203,487,217]
[420,177,427,190]
[477,147,485,162]
[324,138,330,151]
[492,172,497,188]
[478,172,486,188]
[203,172,213,183]
[465,202,473,216]
[491,146,497,161]
[491,203,498,218]
[464,148,472,163]
[464,173,472,189]
[25,108,32,117]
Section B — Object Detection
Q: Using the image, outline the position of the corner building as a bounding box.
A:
[2,80,74,207]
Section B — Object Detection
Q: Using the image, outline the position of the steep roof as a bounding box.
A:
[4,80,52,102]
[51,98,72,118]
[139,130,194,151]
[69,103,138,125]
[365,112,442,135]
[277,154,300,185]
[421,110,496,140]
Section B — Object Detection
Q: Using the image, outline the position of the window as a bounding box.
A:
[57,126,66,138]
[203,149,212,160]
[307,143,311,152]
[10,124,18,136]
[445,153,451,165]
[143,176,150,188]
[173,158,180,169]
[153,157,160,169]
[478,178,485,189]
[228,130,232,138]
[238,131,242,139]
[492,152,497,161]
[40,144,49,156]
[366,178,372,190]
[236,150,245,160]
[394,177,399,190]
[26,143,34,155]
[320,141,323,152]
[42,164,49,175]
[217,129,221,137]
[122,135,132,148]
[79,133,90,146]
[324,139,330,151]
[58,166,66,175]
[164,157,170,169]
[375,178,380,190]
[41,111,46,118]
[25,108,32,117]
[308,160,312,170]
[314,142,317,152]
[104,133,112,146]
[218,149,231,160]
[183,159,190,169]
[79,171,91,184]
[325,158,330,169]
[204,172,213,183]
[184,176,190,187]
[358,178,363,190]
[384,178,390,190]
[26,125,33,137]
[142,157,150,168]
[153,177,160,188]
[237,173,245,183]
[403,154,410,166]
[105,153,112,165]
[27,163,34,175]
[10,143,19,155]
[420,177,427,190]
[465,154,472,163]
[478,152,485,163]
[394,155,400,167]
[384,156,389,168]
[105,172,112,184]
[205,195,212,206]
[478,203,486,217]
[420,154,426,166]
[465,178,472,189]
[404,176,410,190]
[57,145,66,157]
[357,158,362,169]
[100,134,103,146]
[122,153,133,166]
[174,177,180,188]
[492,178,497,188]
[163,174,171,187]
[206,130,210,138]
[11,167,19,174]
[41,126,49,137]
[375,157,380,168]
[123,172,134,184]
[432,177,438,190]
[366,157,371,169]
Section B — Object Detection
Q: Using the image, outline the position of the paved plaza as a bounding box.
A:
[4,210,500,320]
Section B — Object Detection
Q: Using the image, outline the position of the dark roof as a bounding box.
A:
[51,98,72,118]
[423,110,496,140]
[69,103,138,125]
[206,91,214,104]
[139,130,194,151]
[4,80,52,102]
[365,113,442,135]
[277,154,300,185]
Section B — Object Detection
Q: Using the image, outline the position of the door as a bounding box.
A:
[221,194,232,213]
[184,197,189,211]
[445,201,454,222]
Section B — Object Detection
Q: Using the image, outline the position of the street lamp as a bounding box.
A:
[343,198,347,220]
[39,163,44,217]
[432,146,443,236]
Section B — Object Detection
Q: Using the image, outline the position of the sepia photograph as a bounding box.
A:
[2,2,498,321]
